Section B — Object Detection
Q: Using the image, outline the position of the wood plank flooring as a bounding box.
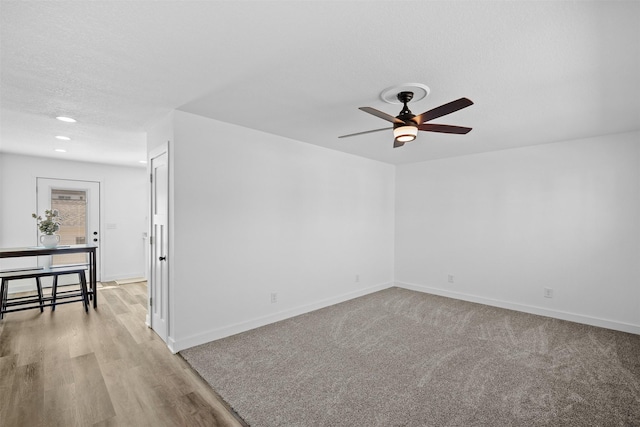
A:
[0,282,247,427]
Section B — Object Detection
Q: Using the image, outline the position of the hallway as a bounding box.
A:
[0,281,246,426]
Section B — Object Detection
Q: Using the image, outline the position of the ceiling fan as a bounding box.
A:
[339,91,473,148]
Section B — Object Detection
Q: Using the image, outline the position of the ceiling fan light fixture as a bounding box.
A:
[393,125,418,143]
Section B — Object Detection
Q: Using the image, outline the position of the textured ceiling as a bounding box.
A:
[1,1,639,167]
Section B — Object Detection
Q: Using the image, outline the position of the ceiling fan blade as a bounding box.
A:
[413,98,473,124]
[359,107,405,124]
[417,123,472,134]
[393,138,405,148]
[338,127,392,139]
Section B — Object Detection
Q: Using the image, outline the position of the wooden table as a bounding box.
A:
[0,244,98,308]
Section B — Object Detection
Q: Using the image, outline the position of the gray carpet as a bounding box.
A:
[181,287,640,426]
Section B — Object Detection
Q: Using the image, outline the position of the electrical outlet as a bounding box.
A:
[448,274,454,283]
[270,292,278,303]
[355,274,360,283]
[543,287,553,298]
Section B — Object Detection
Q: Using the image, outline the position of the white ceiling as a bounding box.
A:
[1,1,639,167]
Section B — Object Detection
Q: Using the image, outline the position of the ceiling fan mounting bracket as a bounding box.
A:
[396,92,416,122]
[397,91,414,104]
[380,83,430,104]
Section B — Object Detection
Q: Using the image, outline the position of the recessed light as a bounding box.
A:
[56,116,76,123]
[55,135,71,141]
[54,148,67,153]
[139,160,147,164]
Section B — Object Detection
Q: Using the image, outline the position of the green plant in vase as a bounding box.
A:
[32,209,62,247]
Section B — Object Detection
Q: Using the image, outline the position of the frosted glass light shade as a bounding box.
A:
[393,125,418,143]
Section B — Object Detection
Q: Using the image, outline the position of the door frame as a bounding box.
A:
[148,144,172,349]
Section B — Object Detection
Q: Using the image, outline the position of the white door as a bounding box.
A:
[36,178,101,282]
[150,151,169,342]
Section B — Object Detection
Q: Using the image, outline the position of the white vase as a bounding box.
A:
[40,234,60,248]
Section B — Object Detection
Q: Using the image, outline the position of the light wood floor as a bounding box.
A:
[0,282,247,427]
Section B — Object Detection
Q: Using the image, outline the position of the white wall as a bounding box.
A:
[395,131,640,333]
[0,153,147,282]
[146,112,637,351]
[164,111,395,351]
[147,111,174,153]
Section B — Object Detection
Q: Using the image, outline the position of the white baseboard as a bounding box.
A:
[167,337,177,354]
[395,281,640,335]
[115,277,146,285]
[101,273,145,283]
[172,282,394,352]
[8,275,146,293]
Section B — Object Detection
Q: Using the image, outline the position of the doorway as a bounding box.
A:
[36,178,101,281]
